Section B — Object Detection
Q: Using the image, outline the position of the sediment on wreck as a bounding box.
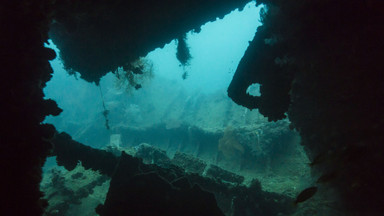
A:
[51,132,295,216]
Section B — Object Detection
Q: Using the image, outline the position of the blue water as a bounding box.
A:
[41,4,315,215]
[43,2,262,148]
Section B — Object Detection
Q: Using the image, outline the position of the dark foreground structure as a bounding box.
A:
[1,0,384,215]
[51,132,294,216]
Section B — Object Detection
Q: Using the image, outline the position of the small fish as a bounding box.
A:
[294,186,318,205]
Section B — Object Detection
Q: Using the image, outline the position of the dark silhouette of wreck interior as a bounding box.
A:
[1,0,384,215]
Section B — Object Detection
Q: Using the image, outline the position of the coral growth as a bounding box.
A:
[52,135,295,216]
[176,33,192,80]
[176,33,192,66]
[229,0,384,213]
[49,0,249,83]
[114,57,154,94]
[41,165,109,216]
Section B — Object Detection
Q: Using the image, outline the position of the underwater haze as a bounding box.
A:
[44,2,263,146]
[42,2,314,216]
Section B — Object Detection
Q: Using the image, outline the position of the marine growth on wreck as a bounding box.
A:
[2,0,383,216]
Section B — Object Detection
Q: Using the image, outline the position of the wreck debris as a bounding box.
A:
[205,165,244,185]
[51,132,295,215]
[172,152,207,175]
[228,0,384,213]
